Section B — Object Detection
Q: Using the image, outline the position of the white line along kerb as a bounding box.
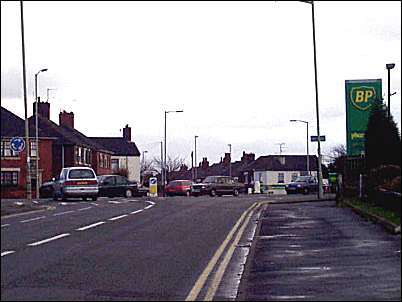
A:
[130,209,144,215]
[76,221,106,231]
[1,250,16,257]
[20,216,46,223]
[108,214,128,221]
[28,233,71,247]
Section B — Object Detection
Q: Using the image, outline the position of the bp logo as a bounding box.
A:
[350,86,377,111]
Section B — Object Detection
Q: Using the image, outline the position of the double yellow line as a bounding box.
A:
[185,201,264,301]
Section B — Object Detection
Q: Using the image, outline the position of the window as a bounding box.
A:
[30,141,37,157]
[111,159,119,171]
[68,169,95,179]
[1,171,19,186]
[1,140,19,157]
[291,173,298,182]
[278,173,285,183]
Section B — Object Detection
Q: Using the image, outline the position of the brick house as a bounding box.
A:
[28,101,114,180]
[90,125,141,182]
[1,106,55,199]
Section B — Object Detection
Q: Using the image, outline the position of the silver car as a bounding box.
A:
[53,167,99,201]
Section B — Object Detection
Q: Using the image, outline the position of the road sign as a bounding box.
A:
[311,135,326,142]
[10,137,25,153]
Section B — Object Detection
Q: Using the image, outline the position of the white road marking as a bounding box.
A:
[108,201,122,204]
[144,205,154,210]
[28,233,70,246]
[77,206,92,211]
[76,221,106,231]
[1,224,10,228]
[20,216,46,223]
[53,210,75,216]
[130,209,144,215]
[145,200,155,205]
[91,202,99,206]
[108,214,128,221]
[1,250,15,257]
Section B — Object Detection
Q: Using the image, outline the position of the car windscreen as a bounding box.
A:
[294,176,310,183]
[204,176,217,183]
[68,169,95,179]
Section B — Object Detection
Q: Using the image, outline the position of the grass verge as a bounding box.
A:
[345,198,401,226]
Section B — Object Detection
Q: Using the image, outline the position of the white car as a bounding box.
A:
[53,167,99,201]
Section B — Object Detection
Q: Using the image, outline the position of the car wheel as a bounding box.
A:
[125,189,133,198]
[210,189,217,197]
[91,196,98,201]
[186,190,191,197]
[303,188,309,195]
[233,189,239,196]
[82,197,88,201]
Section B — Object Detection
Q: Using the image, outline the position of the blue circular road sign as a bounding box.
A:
[10,137,26,153]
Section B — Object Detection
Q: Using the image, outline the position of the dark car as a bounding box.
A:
[191,176,245,197]
[39,180,56,198]
[165,180,192,196]
[286,176,318,195]
[98,175,140,198]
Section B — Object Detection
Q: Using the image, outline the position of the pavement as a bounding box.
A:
[238,199,401,301]
[1,198,53,217]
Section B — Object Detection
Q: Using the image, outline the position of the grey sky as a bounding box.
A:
[1,1,401,166]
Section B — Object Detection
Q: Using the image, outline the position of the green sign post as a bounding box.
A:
[345,79,382,157]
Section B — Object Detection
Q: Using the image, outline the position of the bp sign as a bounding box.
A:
[345,79,382,157]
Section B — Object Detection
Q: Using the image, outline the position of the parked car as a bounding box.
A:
[39,180,56,198]
[165,180,193,196]
[191,176,245,197]
[98,175,140,198]
[286,176,318,195]
[53,167,99,201]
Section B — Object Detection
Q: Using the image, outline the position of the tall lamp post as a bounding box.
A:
[142,150,148,183]
[299,0,323,199]
[228,144,232,177]
[34,68,48,201]
[163,110,183,195]
[20,1,32,203]
[194,135,198,181]
[386,63,395,118]
[290,119,310,175]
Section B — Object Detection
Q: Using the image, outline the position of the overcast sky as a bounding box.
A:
[1,1,401,166]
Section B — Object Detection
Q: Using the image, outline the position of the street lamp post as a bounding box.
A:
[34,68,48,201]
[290,119,310,176]
[298,0,323,199]
[163,110,183,195]
[386,63,395,118]
[194,135,198,181]
[228,144,232,177]
[20,1,32,204]
[142,150,148,183]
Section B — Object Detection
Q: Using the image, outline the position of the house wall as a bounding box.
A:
[253,170,318,186]
[1,138,53,199]
[114,156,140,182]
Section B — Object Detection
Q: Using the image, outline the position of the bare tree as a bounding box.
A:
[327,144,346,162]
[153,155,186,173]
[141,159,158,176]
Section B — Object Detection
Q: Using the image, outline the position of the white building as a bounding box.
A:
[90,125,141,182]
[244,155,318,191]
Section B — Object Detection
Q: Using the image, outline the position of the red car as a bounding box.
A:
[165,180,193,196]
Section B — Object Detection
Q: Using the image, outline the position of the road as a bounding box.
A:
[1,194,268,301]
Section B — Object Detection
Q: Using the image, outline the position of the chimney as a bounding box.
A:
[223,153,231,165]
[123,124,131,141]
[241,151,255,163]
[33,98,50,120]
[201,157,209,169]
[59,110,74,128]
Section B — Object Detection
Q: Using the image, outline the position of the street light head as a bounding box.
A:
[386,63,395,70]
[41,68,48,72]
[176,110,184,113]
[290,119,297,122]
